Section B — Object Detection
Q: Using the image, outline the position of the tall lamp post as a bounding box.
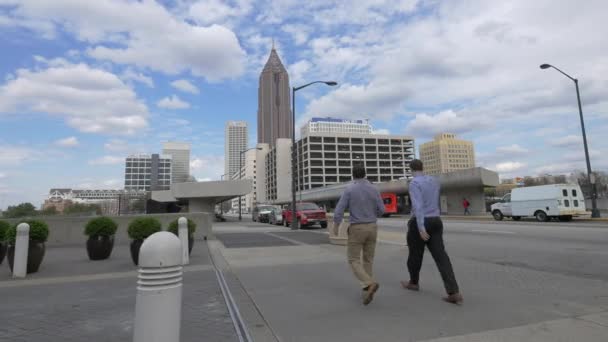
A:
[291,81,338,230]
[239,147,262,221]
[540,63,600,218]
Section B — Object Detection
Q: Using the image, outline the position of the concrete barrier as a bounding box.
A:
[5,212,213,247]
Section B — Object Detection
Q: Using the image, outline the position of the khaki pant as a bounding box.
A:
[347,223,378,288]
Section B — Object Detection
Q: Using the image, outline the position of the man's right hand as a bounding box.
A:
[419,229,430,241]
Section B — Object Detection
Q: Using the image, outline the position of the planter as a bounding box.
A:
[130,239,144,266]
[0,242,6,265]
[7,241,46,274]
[86,235,115,261]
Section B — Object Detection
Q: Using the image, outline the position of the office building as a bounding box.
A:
[162,142,190,184]
[225,121,249,179]
[260,139,292,202]
[42,188,147,215]
[301,117,373,136]
[257,45,292,146]
[230,148,258,213]
[419,133,476,175]
[296,132,415,190]
[124,154,172,191]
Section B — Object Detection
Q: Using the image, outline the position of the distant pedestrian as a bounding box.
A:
[334,165,385,305]
[462,198,471,215]
[402,159,463,304]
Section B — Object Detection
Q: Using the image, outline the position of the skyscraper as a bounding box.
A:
[225,121,248,179]
[419,133,476,175]
[162,142,191,184]
[257,45,292,146]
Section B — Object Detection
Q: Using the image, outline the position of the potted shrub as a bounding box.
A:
[167,218,197,255]
[84,217,118,261]
[0,220,9,265]
[127,217,161,265]
[6,220,49,274]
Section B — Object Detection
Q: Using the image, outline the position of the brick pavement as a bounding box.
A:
[0,240,238,342]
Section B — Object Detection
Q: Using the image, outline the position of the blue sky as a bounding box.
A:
[1,0,607,209]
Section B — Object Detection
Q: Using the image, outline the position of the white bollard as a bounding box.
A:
[178,217,189,265]
[133,232,183,342]
[13,223,30,278]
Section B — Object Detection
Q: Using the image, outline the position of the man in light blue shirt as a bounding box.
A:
[402,159,463,304]
[334,165,385,305]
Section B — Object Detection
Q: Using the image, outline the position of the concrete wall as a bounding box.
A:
[5,212,213,247]
[442,187,486,215]
[585,198,608,212]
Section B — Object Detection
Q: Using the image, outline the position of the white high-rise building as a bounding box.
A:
[162,142,190,184]
[225,121,248,179]
[230,148,258,213]
[301,117,373,137]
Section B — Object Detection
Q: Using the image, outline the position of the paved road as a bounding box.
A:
[214,219,608,341]
[377,217,608,281]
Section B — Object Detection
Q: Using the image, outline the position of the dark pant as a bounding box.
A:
[407,217,460,295]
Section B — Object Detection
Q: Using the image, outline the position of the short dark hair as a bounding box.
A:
[410,159,423,171]
[352,165,366,179]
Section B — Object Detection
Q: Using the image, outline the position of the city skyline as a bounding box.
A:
[1,0,608,208]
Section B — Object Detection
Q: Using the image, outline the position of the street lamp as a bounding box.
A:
[540,63,600,218]
[239,147,262,221]
[291,81,338,230]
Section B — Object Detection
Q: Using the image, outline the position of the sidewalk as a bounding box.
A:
[0,241,239,342]
[212,221,608,342]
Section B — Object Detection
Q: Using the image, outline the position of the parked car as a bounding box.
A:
[268,206,283,225]
[283,202,328,228]
[252,204,276,223]
[491,184,587,222]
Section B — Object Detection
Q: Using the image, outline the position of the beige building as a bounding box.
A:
[419,133,475,175]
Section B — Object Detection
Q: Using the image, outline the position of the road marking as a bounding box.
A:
[471,229,516,235]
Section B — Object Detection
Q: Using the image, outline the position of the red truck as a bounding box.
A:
[282,202,328,228]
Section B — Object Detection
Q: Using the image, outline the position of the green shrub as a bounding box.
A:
[0,220,9,241]
[84,217,118,237]
[167,218,197,236]
[127,217,161,240]
[6,220,50,244]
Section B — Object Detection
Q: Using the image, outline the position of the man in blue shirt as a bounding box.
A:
[334,165,385,305]
[402,159,463,304]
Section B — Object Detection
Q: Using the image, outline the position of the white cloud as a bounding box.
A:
[495,161,526,173]
[190,155,224,181]
[0,60,148,135]
[121,68,154,88]
[496,144,528,154]
[187,0,253,26]
[157,95,190,110]
[170,79,199,94]
[54,136,79,147]
[75,178,122,189]
[0,145,36,166]
[0,172,6,179]
[3,0,246,81]
[550,135,583,148]
[405,110,492,137]
[89,155,123,165]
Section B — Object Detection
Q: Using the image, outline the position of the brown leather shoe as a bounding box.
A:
[400,280,419,291]
[363,283,379,305]
[443,293,463,305]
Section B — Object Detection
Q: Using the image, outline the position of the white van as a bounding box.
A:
[491,184,587,222]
